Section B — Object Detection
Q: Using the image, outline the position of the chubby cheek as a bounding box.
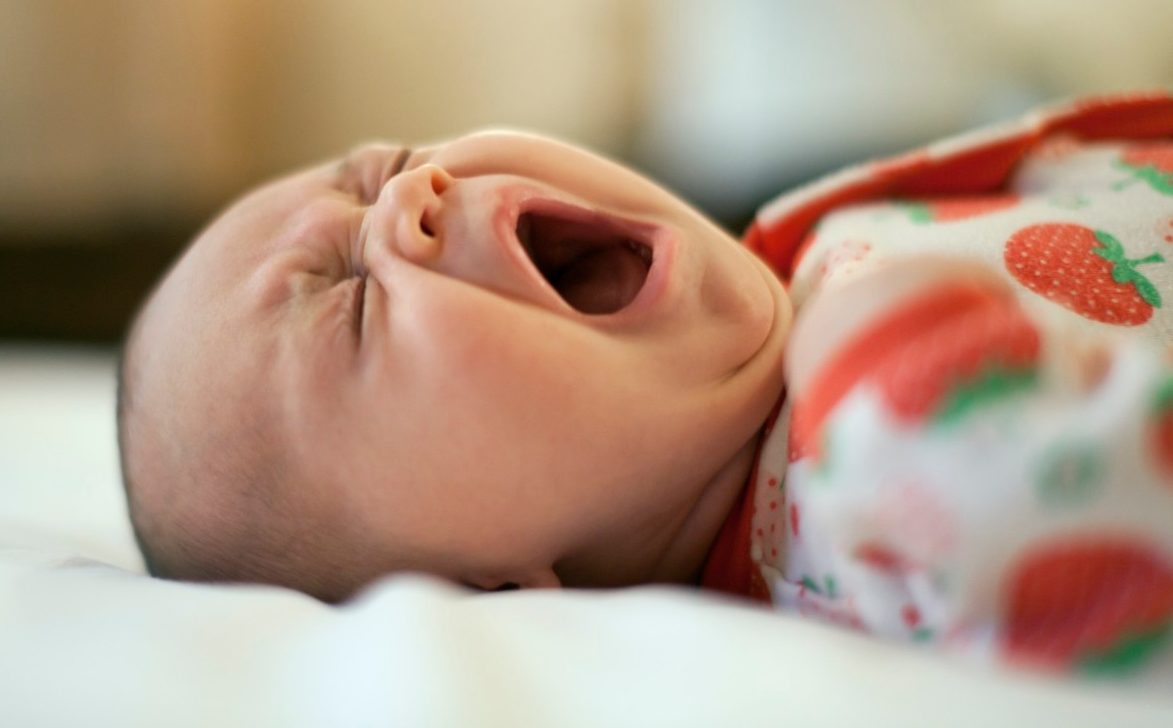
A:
[393,301,631,462]
[696,247,771,323]
[426,327,670,502]
[670,236,786,383]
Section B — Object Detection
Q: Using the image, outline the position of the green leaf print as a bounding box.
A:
[912,628,934,643]
[1111,159,1173,196]
[799,575,838,599]
[1092,229,1125,259]
[934,367,1039,425]
[1154,376,1173,413]
[1036,442,1103,506]
[903,203,935,225]
[1079,623,1171,675]
[1090,230,1163,308]
[1139,166,1173,196]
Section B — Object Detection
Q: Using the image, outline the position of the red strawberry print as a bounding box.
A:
[872,299,1040,424]
[817,239,872,282]
[1001,537,1173,673]
[789,285,1041,463]
[903,193,1020,224]
[1004,223,1164,326]
[853,542,915,574]
[901,604,921,628]
[1151,378,1173,478]
[1113,142,1173,196]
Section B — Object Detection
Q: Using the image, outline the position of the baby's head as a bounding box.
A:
[118,131,791,601]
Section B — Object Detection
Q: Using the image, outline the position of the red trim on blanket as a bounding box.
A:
[745,91,1173,280]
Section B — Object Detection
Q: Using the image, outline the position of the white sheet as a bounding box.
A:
[2,346,1170,727]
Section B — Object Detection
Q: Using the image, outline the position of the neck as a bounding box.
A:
[649,432,761,584]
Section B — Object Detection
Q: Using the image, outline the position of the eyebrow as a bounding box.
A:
[391,147,412,175]
[333,158,362,196]
[333,146,413,194]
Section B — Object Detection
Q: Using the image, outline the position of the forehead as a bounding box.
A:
[133,161,342,386]
[209,163,340,267]
[165,162,361,327]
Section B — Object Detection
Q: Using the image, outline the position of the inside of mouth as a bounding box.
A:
[516,210,652,315]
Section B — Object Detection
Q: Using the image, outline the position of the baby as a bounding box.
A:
[118,92,1173,676]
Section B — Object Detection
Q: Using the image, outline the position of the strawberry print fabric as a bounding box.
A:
[782,133,1173,334]
[738,92,1173,682]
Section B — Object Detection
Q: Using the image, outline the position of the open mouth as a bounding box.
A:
[515,208,653,315]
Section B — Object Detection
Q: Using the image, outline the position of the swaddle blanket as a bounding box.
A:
[707,92,1173,681]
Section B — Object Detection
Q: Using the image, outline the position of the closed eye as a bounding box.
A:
[349,274,367,341]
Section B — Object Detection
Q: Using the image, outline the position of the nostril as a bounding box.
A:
[395,202,442,263]
[424,165,454,195]
[388,165,448,261]
[419,201,441,239]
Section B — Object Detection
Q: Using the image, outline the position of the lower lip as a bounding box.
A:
[493,188,675,321]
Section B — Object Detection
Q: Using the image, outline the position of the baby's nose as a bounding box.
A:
[379,163,454,264]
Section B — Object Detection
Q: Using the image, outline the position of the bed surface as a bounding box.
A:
[2,345,1170,727]
[0,346,140,569]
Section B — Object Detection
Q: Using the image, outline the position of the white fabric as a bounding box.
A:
[773,341,1172,680]
[2,346,1171,726]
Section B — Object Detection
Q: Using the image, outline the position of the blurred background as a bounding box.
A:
[2,0,1171,343]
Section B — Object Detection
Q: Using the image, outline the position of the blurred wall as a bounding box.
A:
[637,0,1173,218]
[0,1,265,229]
[0,0,648,233]
[256,1,648,174]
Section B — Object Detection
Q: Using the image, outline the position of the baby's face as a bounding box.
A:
[135,131,790,595]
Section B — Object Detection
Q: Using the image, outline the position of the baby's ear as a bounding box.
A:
[468,566,562,591]
[517,567,562,590]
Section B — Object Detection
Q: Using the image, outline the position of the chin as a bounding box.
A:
[725,247,791,371]
[725,253,791,409]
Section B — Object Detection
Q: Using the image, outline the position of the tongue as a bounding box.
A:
[555,246,648,314]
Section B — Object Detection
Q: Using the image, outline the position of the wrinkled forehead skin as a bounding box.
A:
[134,175,293,453]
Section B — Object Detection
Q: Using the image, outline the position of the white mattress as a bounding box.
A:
[1,345,1169,727]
